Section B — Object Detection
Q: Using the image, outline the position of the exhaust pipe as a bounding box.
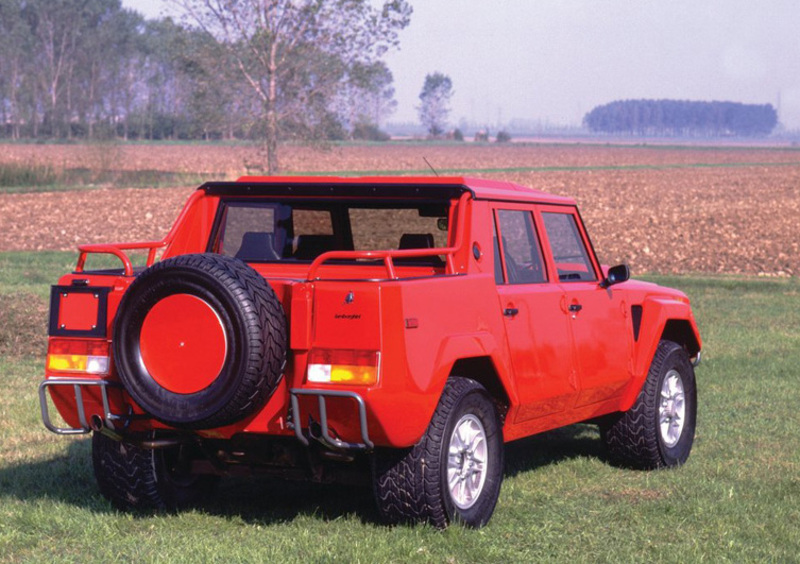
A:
[91,415,125,442]
[90,414,104,432]
[91,413,185,449]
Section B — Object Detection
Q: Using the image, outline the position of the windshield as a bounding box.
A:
[210,199,451,264]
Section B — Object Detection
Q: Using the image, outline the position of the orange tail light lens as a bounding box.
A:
[307,349,380,386]
[47,339,110,375]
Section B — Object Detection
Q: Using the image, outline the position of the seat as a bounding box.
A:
[399,233,435,250]
[396,233,444,266]
[294,235,338,260]
[235,232,280,261]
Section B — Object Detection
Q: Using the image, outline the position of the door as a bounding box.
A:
[539,207,632,409]
[493,207,577,422]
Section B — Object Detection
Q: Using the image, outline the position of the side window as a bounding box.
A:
[496,209,547,285]
[541,212,596,282]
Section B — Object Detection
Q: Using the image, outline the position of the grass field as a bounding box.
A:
[1,251,798,562]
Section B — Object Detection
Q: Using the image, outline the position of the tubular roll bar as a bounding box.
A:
[306,192,471,281]
[74,190,204,277]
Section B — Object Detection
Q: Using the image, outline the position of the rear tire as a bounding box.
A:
[373,377,504,528]
[601,340,697,469]
[92,431,218,511]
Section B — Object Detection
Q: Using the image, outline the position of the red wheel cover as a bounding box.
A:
[139,294,228,394]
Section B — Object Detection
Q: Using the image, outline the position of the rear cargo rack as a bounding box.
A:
[74,190,204,276]
[289,389,374,450]
[39,378,134,435]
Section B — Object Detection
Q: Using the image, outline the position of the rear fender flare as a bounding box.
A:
[398,332,516,446]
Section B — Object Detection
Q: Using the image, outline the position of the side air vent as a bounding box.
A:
[631,305,643,341]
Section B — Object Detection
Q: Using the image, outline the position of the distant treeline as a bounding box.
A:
[0,0,396,141]
[583,100,778,137]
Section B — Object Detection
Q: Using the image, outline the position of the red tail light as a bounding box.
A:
[47,339,110,374]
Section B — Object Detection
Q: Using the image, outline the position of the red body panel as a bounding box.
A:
[44,176,701,449]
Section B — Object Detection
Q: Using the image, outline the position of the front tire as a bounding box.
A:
[92,432,218,511]
[601,340,697,469]
[373,377,504,528]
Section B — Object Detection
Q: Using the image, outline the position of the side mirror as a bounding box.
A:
[600,264,630,288]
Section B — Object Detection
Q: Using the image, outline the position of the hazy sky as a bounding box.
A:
[122,0,800,129]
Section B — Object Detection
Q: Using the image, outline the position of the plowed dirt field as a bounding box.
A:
[1,142,798,276]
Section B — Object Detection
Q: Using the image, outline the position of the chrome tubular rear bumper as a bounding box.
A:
[289,388,374,451]
[39,377,125,435]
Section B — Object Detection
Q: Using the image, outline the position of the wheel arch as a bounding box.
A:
[449,356,511,424]
[383,333,517,447]
[661,319,701,358]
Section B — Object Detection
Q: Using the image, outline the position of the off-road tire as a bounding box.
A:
[601,340,697,469]
[373,377,504,528]
[92,431,218,511]
[113,253,286,429]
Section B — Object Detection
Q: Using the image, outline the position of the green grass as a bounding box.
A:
[1,251,799,562]
[0,162,59,188]
[0,163,215,193]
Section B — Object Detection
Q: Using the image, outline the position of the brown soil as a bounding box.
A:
[0,292,48,357]
[1,143,798,276]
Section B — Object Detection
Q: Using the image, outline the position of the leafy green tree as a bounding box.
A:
[171,0,411,173]
[584,99,778,137]
[418,72,453,137]
[335,61,397,137]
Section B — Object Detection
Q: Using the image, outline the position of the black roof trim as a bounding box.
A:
[200,181,472,199]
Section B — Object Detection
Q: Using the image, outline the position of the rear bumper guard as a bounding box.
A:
[289,389,374,451]
[39,377,132,435]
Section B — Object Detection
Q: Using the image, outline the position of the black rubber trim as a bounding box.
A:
[200,181,471,199]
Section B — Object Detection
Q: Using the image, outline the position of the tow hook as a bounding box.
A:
[691,351,702,368]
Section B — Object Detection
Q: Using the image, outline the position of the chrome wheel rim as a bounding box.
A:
[659,369,686,448]
[447,414,488,510]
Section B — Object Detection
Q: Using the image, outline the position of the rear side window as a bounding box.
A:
[495,209,547,284]
[541,212,596,282]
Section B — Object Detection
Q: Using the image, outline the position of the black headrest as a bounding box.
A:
[399,233,434,249]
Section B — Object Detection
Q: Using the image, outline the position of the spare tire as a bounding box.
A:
[113,253,286,429]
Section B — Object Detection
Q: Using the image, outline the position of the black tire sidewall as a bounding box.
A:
[654,345,697,467]
[439,387,503,528]
[92,431,218,511]
[113,254,282,428]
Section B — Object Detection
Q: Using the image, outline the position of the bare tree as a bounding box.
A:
[0,0,30,139]
[171,0,411,174]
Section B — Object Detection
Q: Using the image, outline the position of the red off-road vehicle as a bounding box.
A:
[40,176,701,527]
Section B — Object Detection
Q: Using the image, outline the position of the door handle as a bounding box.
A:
[503,307,519,317]
[568,303,583,313]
